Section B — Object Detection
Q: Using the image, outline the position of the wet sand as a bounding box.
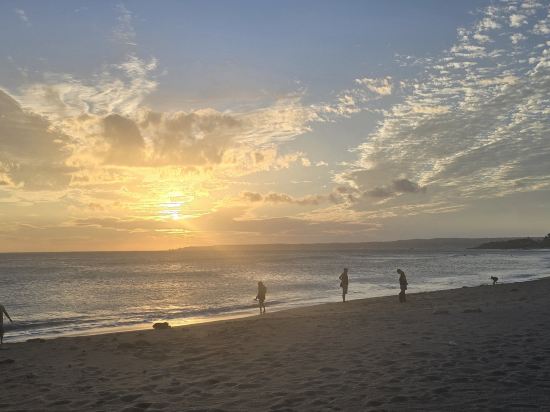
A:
[1,277,550,411]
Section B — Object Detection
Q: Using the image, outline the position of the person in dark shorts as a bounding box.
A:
[255,281,267,314]
[339,268,349,302]
[397,269,408,303]
[0,304,13,345]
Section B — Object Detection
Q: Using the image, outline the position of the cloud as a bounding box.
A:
[0,90,75,190]
[241,184,366,207]
[318,76,395,117]
[509,14,527,27]
[14,8,29,25]
[392,178,427,194]
[102,114,145,165]
[365,179,427,199]
[138,109,241,166]
[340,0,550,217]
[365,186,394,199]
[473,33,491,43]
[16,54,158,119]
[533,11,550,34]
[13,55,320,170]
[355,76,393,96]
[242,191,324,206]
[188,207,377,240]
[242,192,263,202]
[71,205,377,242]
[510,33,527,44]
[112,4,137,46]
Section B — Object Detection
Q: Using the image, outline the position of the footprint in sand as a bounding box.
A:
[318,366,338,373]
[236,383,261,389]
[119,393,143,402]
[432,386,450,395]
[365,399,383,407]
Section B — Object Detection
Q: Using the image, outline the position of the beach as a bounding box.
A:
[1,278,550,411]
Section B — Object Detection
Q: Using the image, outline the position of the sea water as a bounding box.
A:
[1,247,549,342]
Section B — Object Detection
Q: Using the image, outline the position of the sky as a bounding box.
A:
[0,0,549,252]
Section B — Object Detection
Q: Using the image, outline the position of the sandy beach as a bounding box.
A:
[1,278,550,411]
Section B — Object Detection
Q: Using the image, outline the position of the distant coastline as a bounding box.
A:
[175,237,529,252]
[473,234,550,250]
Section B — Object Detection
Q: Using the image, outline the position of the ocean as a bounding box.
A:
[1,247,549,343]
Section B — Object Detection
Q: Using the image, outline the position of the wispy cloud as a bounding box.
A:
[242,191,325,206]
[112,4,137,46]
[14,8,30,25]
[355,76,393,96]
[338,0,550,218]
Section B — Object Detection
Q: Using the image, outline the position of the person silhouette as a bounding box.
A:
[255,281,267,314]
[490,276,498,285]
[397,269,408,303]
[339,268,349,302]
[0,304,13,345]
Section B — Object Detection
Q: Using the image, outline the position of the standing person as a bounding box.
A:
[0,304,13,345]
[255,281,267,314]
[339,268,349,302]
[397,269,408,303]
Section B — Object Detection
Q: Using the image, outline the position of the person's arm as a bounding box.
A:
[2,307,12,322]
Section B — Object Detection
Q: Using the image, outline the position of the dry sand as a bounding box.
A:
[1,278,550,411]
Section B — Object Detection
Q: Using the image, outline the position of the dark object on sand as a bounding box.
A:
[153,322,171,330]
[490,276,498,285]
[463,308,482,313]
[433,309,450,315]
[26,338,46,343]
[0,358,15,364]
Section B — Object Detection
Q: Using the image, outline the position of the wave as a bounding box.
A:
[3,299,290,341]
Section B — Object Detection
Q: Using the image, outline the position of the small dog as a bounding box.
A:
[490,276,499,285]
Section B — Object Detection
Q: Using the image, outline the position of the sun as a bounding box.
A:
[158,191,193,221]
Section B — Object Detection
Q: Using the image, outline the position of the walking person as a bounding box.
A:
[339,268,349,302]
[0,304,13,345]
[255,281,267,314]
[397,269,408,303]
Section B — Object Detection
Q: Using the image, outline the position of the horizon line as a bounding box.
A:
[0,235,537,254]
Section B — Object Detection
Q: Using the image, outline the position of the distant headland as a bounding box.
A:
[473,233,550,250]
[174,236,550,253]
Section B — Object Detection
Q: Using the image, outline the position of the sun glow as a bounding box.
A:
[158,192,194,221]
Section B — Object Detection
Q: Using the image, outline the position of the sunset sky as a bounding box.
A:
[0,0,549,252]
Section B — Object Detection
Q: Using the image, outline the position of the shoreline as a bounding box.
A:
[2,277,550,410]
[4,274,548,344]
